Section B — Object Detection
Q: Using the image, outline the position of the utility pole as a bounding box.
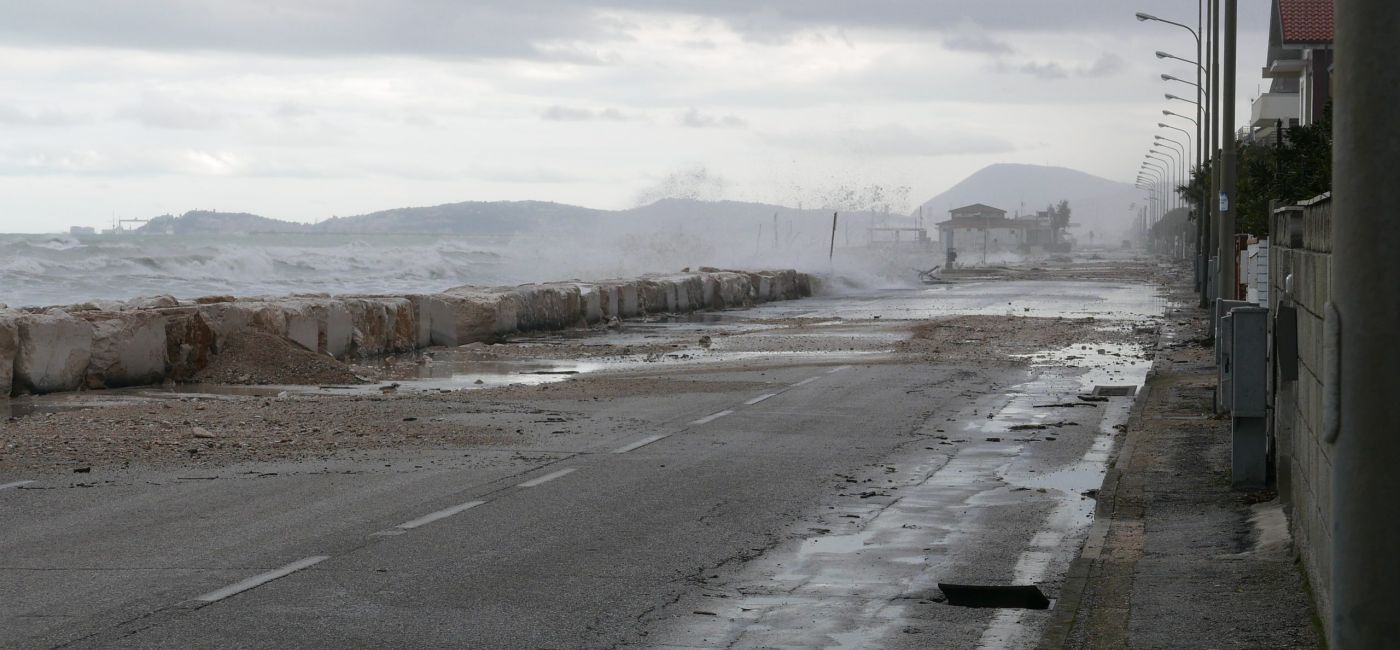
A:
[1195,0,1207,298]
[1207,0,1221,304]
[1215,0,1236,305]
[828,212,838,261]
[1332,0,1400,645]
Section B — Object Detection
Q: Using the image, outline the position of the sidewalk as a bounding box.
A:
[1039,277,1322,649]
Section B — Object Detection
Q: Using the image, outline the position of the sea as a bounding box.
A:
[0,224,922,309]
[0,233,521,308]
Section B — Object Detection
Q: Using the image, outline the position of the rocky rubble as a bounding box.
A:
[0,269,813,397]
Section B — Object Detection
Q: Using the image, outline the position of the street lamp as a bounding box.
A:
[1162,110,1198,127]
[1154,142,1186,204]
[1161,73,1205,94]
[1142,160,1169,217]
[1145,156,1173,210]
[1155,137,1187,176]
[1156,50,1208,75]
[1165,92,1199,106]
[1157,129,1194,191]
[1138,6,1209,303]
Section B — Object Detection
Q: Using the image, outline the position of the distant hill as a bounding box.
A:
[135,199,889,237]
[916,164,1142,241]
[311,200,610,235]
[139,211,309,235]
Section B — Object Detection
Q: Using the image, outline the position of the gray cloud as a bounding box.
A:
[541,105,639,122]
[1083,53,1125,78]
[0,1,1165,61]
[0,106,90,127]
[115,96,227,130]
[943,32,1015,55]
[1002,53,1126,80]
[769,124,1014,157]
[1017,61,1069,79]
[679,108,746,129]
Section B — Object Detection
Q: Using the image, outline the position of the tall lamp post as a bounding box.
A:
[1136,172,1157,219]
[1138,10,1208,299]
[1217,0,1238,305]
[1333,1,1400,645]
[1145,156,1174,211]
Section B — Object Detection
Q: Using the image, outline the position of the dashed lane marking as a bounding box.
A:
[827,365,852,374]
[792,377,820,387]
[613,434,670,454]
[0,481,34,491]
[193,556,329,603]
[689,410,735,425]
[394,500,487,530]
[517,468,577,488]
[744,393,778,406]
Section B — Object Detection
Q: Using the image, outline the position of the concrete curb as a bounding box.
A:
[1036,327,1168,649]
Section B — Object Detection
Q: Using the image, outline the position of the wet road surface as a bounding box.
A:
[0,279,1163,649]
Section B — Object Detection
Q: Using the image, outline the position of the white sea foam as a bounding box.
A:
[0,220,928,308]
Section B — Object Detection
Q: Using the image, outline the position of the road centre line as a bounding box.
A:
[517,468,577,488]
[395,500,487,530]
[613,434,670,454]
[744,393,779,406]
[689,410,734,425]
[0,480,34,491]
[827,365,852,374]
[193,556,329,603]
[792,377,820,387]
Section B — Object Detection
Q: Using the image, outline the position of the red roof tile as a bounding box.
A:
[1279,0,1334,44]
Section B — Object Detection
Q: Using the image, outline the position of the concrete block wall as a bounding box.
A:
[1,269,813,397]
[1270,195,1333,625]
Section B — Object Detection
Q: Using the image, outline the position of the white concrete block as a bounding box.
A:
[85,311,168,388]
[14,311,93,394]
[0,310,17,397]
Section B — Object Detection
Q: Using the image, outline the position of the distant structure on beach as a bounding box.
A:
[936,203,1069,264]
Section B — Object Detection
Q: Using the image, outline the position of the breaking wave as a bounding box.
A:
[0,234,509,307]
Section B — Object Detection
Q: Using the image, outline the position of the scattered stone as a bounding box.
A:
[190,427,217,439]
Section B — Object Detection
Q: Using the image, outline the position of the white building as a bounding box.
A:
[1252,0,1332,143]
[936,204,1040,265]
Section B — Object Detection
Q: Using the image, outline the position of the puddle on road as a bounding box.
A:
[746,280,1167,323]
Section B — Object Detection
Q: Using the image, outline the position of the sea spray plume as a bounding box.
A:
[632,166,729,207]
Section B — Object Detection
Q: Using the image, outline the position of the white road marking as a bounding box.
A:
[395,500,486,530]
[0,481,34,491]
[827,365,852,374]
[792,377,820,387]
[613,434,669,454]
[369,530,407,537]
[744,393,778,406]
[689,410,734,425]
[518,468,577,488]
[193,556,329,603]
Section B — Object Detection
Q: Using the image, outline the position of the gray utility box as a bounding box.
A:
[1216,299,1256,411]
[1229,307,1270,488]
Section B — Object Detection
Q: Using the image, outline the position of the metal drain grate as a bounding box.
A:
[1091,385,1137,397]
[938,583,1050,610]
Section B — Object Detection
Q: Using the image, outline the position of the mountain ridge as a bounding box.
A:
[916,163,1140,239]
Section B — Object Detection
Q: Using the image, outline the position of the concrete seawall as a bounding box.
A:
[0,269,814,397]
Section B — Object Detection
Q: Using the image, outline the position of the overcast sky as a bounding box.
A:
[0,0,1271,232]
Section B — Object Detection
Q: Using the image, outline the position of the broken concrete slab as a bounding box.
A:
[84,311,168,389]
[0,309,18,397]
[160,307,218,381]
[14,311,94,394]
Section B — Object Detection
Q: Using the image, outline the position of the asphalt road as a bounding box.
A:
[0,280,1161,649]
